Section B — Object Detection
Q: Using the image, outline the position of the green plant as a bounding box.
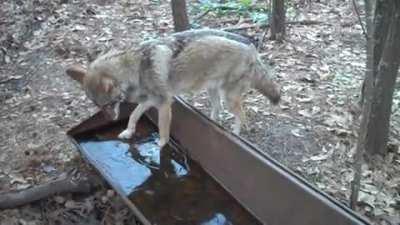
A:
[194,0,270,24]
[239,0,252,8]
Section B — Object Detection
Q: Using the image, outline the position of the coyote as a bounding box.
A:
[66,29,281,147]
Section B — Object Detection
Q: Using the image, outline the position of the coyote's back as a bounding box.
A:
[166,32,280,105]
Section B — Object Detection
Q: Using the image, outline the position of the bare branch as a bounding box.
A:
[192,9,211,24]
[352,0,368,39]
[0,170,102,209]
[223,20,323,31]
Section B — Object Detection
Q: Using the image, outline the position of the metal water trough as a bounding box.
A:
[68,98,371,225]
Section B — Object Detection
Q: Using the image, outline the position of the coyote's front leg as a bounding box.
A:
[118,101,153,139]
[157,101,172,148]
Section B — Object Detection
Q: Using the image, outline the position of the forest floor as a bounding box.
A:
[0,0,399,224]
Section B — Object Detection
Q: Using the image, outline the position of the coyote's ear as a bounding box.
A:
[66,65,87,84]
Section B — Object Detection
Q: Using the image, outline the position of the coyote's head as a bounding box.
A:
[66,64,122,120]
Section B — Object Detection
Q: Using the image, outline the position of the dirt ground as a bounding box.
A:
[0,0,399,224]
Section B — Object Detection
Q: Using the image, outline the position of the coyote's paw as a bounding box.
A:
[157,137,169,148]
[118,129,134,139]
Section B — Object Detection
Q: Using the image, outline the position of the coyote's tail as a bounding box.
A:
[251,55,281,104]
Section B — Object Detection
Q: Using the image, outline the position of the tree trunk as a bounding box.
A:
[171,0,190,32]
[270,0,285,41]
[360,0,390,105]
[351,0,400,209]
[365,1,400,155]
[350,0,375,209]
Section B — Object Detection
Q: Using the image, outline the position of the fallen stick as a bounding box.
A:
[223,20,324,31]
[220,18,253,24]
[192,9,212,24]
[223,23,266,31]
[0,169,102,209]
[0,76,23,84]
[286,20,324,25]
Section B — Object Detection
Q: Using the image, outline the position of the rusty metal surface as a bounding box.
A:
[67,104,136,136]
[68,98,371,225]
